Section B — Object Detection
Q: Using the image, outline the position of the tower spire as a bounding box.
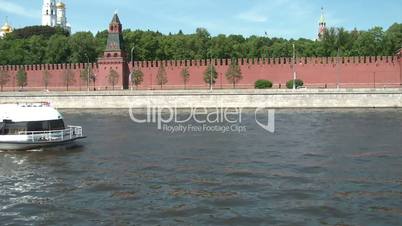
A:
[318,7,327,40]
[320,7,326,24]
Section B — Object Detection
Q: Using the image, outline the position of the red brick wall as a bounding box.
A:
[130,56,401,89]
[0,55,401,91]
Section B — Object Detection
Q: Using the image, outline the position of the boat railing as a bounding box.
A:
[18,126,83,143]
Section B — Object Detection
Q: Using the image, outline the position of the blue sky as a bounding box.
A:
[0,0,401,39]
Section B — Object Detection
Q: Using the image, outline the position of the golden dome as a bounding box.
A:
[56,2,65,8]
[1,22,12,33]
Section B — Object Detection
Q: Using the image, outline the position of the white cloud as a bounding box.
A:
[0,0,40,18]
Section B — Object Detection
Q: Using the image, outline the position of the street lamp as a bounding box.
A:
[292,44,296,90]
[84,54,90,91]
[130,46,135,67]
[336,48,340,89]
[208,51,213,91]
[130,47,135,90]
[264,31,269,59]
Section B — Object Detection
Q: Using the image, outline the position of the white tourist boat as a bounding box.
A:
[0,102,85,151]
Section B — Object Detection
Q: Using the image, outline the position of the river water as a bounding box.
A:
[1,109,402,226]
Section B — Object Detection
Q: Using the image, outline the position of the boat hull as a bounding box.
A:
[0,136,86,151]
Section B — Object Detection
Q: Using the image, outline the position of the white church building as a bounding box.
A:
[42,0,71,33]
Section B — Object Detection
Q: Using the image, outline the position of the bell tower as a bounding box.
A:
[98,13,129,90]
[42,0,57,27]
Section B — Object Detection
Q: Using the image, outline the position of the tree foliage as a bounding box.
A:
[42,70,51,89]
[131,69,144,89]
[180,67,190,89]
[63,69,75,91]
[156,64,168,89]
[80,66,93,89]
[225,61,242,88]
[10,25,69,39]
[108,68,119,90]
[0,70,11,91]
[0,23,401,66]
[255,80,273,89]
[16,68,27,89]
[286,79,304,89]
[203,64,218,88]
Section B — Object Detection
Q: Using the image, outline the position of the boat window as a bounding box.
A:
[0,122,4,135]
[0,119,65,135]
[27,121,46,131]
[1,122,26,135]
[49,119,65,130]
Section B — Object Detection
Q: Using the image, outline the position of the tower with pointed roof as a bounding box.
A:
[0,17,13,38]
[98,13,129,89]
[104,13,125,59]
[318,7,327,40]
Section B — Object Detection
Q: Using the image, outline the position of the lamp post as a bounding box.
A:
[264,31,269,59]
[337,48,340,89]
[131,46,135,67]
[93,73,96,91]
[84,54,90,91]
[130,47,135,90]
[208,52,213,91]
[292,44,296,90]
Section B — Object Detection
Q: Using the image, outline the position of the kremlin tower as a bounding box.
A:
[318,7,327,40]
[0,17,13,38]
[42,0,71,33]
[98,13,129,89]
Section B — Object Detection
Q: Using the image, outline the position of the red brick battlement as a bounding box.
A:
[129,55,400,68]
[0,54,401,91]
[0,63,99,72]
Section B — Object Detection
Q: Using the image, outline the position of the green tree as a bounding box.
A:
[156,63,168,89]
[95,30,109,57]
[270,41,292,57]
[137,31,161,60]
[131,69,144,89]
[255,80,273,89]
[80,66,93,90]
[286,79,304,89]
[225,61,242,88]
[352,27,385,56]
[180,67,190,89]
[16,68,27,90]
[69,32,98,63]
[203,63,218,89]
[45,34,71,63]
[193,28,211,59]
[11,25,69,39]
[63,69,75,91]
[42,70,51,90]
[0,70,11,92]
[108,68,119,90]
[25,35,47,64]
[384,23,402,55]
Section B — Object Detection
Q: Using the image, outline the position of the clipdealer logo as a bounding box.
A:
[128,104,275,134]
[255,108,275,133]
